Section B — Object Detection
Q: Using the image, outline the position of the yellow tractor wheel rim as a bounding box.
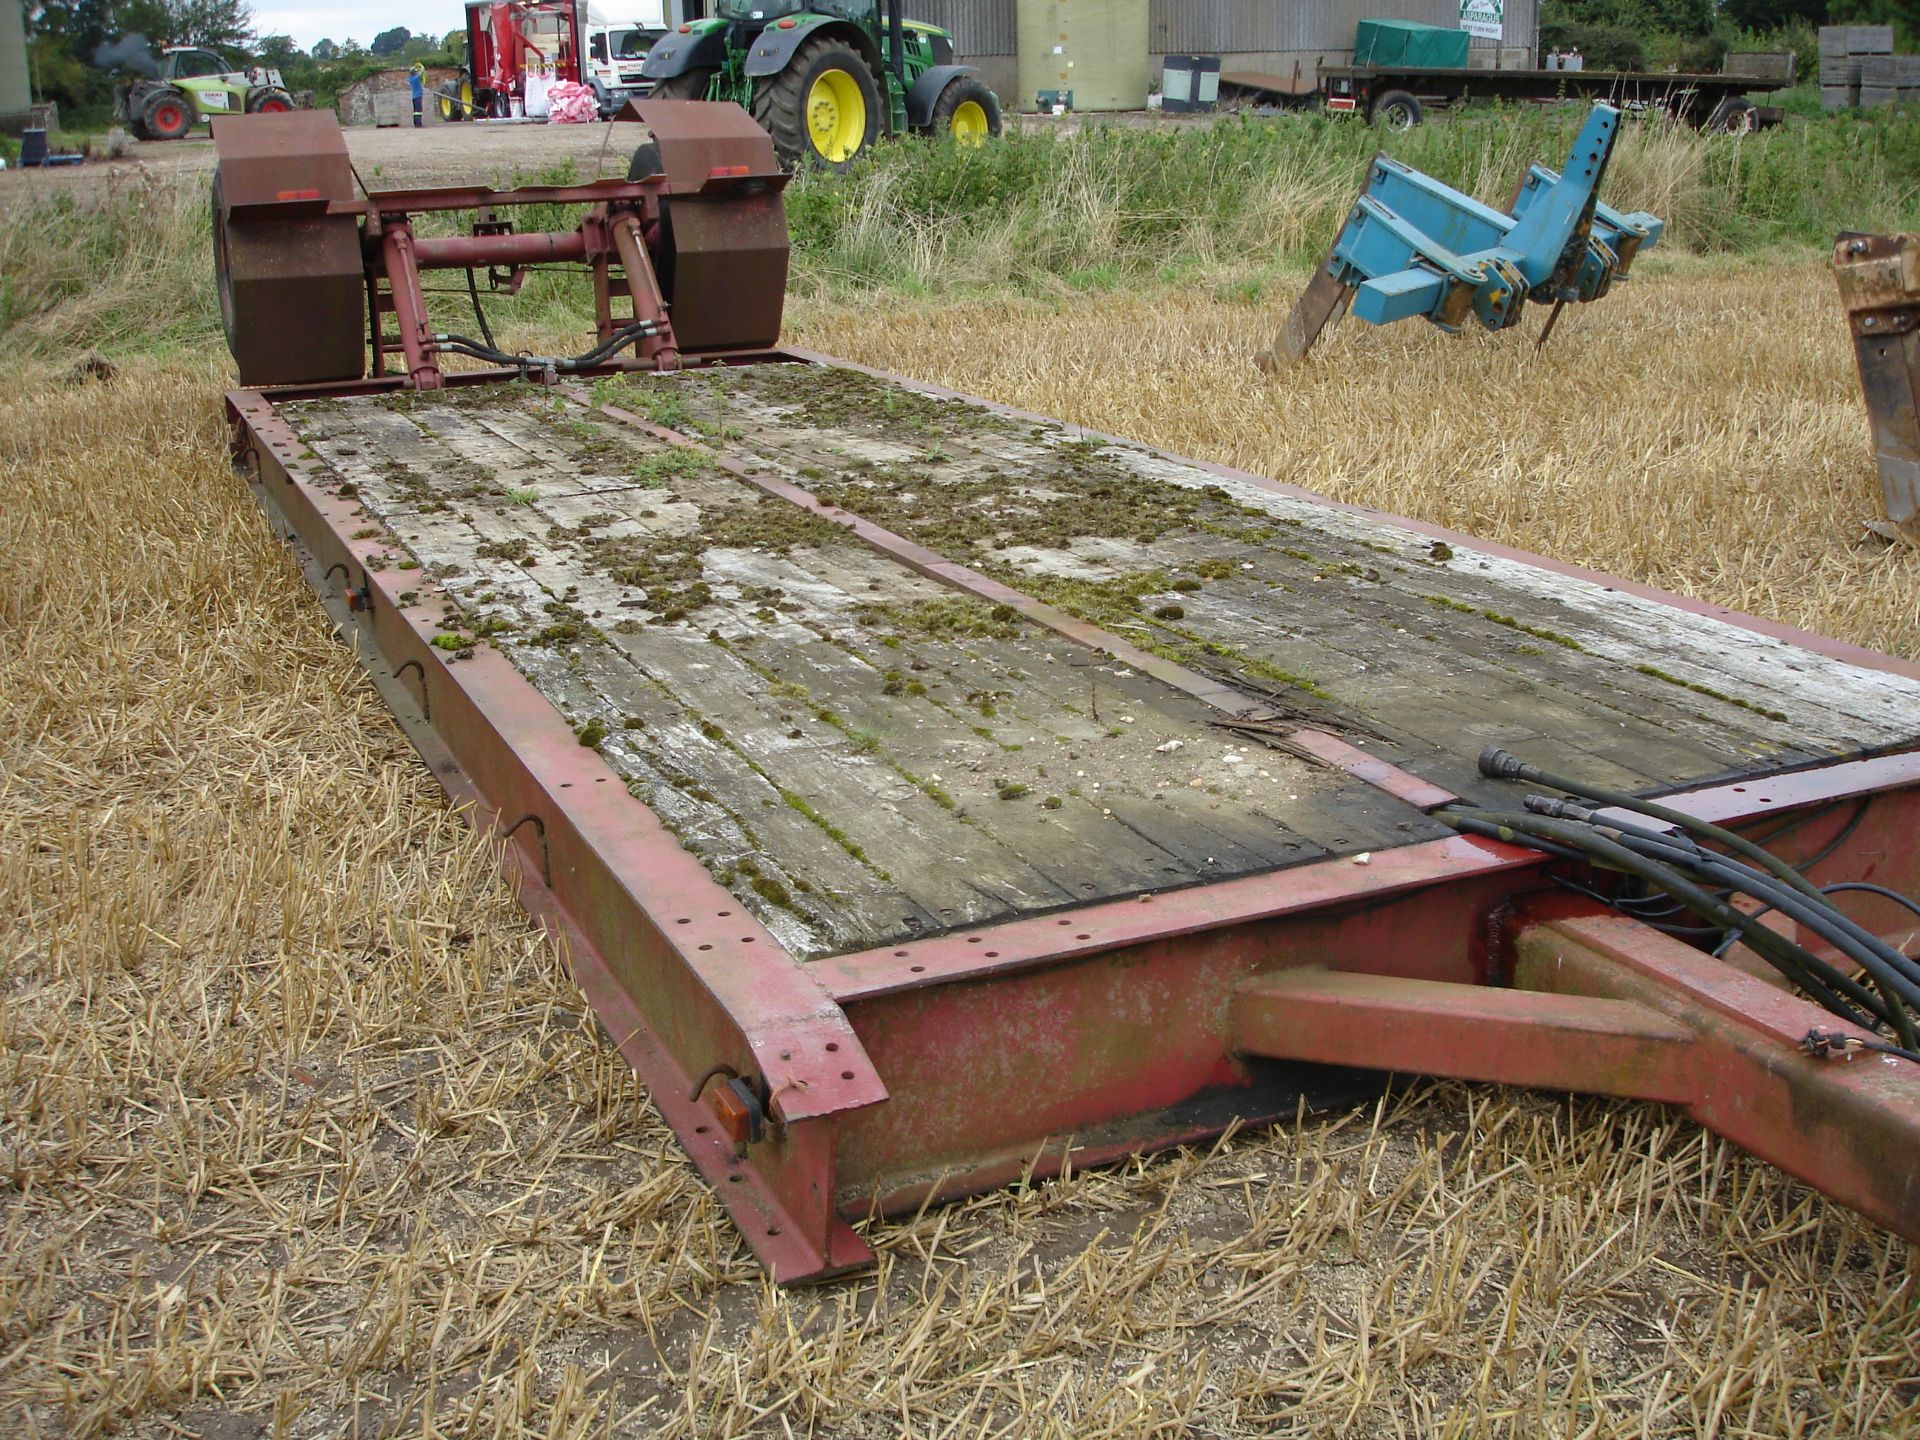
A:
[442,78,473,119]
[806,68,866,162]
[950,98,989,144]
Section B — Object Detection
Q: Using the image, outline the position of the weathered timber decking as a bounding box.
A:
[286,383,1431,959]
[590,364,1920,797]
[281,364,1920,957]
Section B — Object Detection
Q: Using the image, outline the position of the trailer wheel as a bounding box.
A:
[1369,89,1422,131]
[246,87,294,114]
[930,76,1001,146]
[651,68,716,101]
[210,164,366,385]
[752,39,881,169]
[142,87,195,141]
[1707,97,1756,134]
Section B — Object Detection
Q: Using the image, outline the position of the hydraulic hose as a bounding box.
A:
[465,267,497,351]
[434,318,660,374]
[1467,748,1920,1055]
[1526,796,1920,998]
[1481,746,1843,908]
[1437,808,1885,1029]
[1718,882,1920,958]
[1618,828,1920,998]
[1458,805,1908,1030]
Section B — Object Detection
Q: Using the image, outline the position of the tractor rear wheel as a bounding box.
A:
[651,68,715,101]
[929,76,1001,146]
[246,87,294,114]
[752,39,880,169]
[142,87,195,141]
[440,71,476,120]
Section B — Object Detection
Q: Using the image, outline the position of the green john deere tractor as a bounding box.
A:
[639,0,1001,169]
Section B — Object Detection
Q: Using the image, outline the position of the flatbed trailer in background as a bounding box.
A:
[1223,63,1793,131]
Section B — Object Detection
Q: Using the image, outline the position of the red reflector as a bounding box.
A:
[276,188,323,201]
[776,15,796,25]
[711,1083,753,1145]
[678,22,690,31]
[708,164,751,177]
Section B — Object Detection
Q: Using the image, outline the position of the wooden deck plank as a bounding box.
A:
[285,386,1419,958]
[627,364,1920,801]
[283,363,1920,956]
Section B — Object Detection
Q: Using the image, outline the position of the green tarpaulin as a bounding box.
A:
[1353,19,1472,69]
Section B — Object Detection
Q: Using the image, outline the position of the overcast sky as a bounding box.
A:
[253,0,477,49]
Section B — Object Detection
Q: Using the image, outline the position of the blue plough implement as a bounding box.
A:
[1258,104,1663,369]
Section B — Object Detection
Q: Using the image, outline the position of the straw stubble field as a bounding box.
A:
[3,247,1918,1434]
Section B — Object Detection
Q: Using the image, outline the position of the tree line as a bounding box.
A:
[1539,0,1912,73]
[19,0,1920,130]
[22,0,464,122]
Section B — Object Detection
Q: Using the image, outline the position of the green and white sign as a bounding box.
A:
[1460,0,1503,41]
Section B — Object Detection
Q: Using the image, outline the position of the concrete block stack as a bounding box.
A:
[1819,24,1893,110]
[1859,52,1920,108]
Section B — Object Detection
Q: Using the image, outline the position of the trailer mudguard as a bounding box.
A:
[904,64,979,127]
[641,25,729,81]
[743,17,882,78]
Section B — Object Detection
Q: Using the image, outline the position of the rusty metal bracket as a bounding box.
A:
[392,658,430,719]
[1834,232,1920,542]
[501,813,550,884]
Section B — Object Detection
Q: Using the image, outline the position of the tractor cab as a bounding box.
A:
[161,47,239,81]
[712,0,803,20]
[712,0,875,24]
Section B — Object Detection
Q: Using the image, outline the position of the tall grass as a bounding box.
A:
[2,105,1917,363]
[783,104,1920,297]
[0,178,216,359]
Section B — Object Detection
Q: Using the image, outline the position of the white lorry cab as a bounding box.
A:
[580,1,672,117]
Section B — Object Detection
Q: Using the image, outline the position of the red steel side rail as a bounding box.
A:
[229,388,884,1280]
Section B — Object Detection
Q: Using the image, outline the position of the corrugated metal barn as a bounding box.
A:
[911,0,1541,108]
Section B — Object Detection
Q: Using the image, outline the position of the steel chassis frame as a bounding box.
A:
[228,358,1920,1282]
[210,102,790,392]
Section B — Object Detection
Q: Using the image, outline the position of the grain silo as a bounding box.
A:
[1,0,33,121]
[1016,0,1151,111]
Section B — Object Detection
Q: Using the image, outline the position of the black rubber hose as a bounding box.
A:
[1605,825,1920,1007]
[438,318,655,372]
[1449,807,1896,1030]
[465,267,497,350]
[1658,852,1920,1049]
[1459,806,1912,1029]
[1437,808,1884,1029]
[1482,746,1844,908]
[1822,881,1920,923]
[1532,801,1920,1001]
[1717,882,1920,962]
